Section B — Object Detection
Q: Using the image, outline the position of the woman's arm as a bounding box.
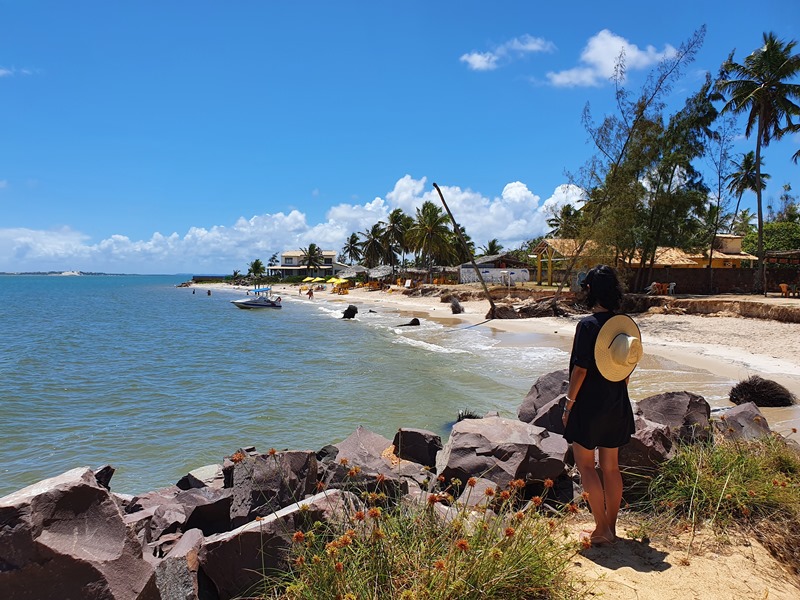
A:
[562,366,587,425]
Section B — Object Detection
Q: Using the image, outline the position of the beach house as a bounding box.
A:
[277,250,348,278]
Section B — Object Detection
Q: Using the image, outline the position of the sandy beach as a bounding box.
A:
[196,281,800,598]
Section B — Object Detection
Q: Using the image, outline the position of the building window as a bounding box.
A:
[284,258,294,265]
[324,258,332,265]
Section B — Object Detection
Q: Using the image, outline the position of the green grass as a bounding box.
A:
[259,478,579,600]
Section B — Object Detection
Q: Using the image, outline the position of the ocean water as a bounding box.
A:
[0,275,739,497]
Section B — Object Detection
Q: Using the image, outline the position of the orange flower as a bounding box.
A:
[484,487,495,497]
[427,494,440,506]
[268,448,278,456]
[511,479,525,489]
[433,559,446,571]
[504,527,516,538]
[367,507,382,519]
[375,473,386,484]
[371,527,386,540]
[454,539,470,552]
[581,491,590,501]
[353,510,365,522]
[292,531,306,543]
[230,451,245,464]
[543,478,554,488]
[566,503,579,514]
[339,458,349,466]
[293,556,305,567]
[347,466,361,477]
[515,511,525,521]
[500,490,511,501]
[531,496,543,506]
[334,561,344,573]
[255,516,263,522]
[437,475,446,483]
[316,481,327,492]
[580,537,592,550]
[467,477,477,488]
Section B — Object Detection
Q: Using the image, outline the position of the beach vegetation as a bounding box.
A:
[248,258,267,286]
[299,243,325,276]
[407,201,457,275]
[727,151,770,233]
[359,223,387,268]
[341,233,363,265]
[717,31,800,293]
[478,238,504,257]
[259,475,578,600]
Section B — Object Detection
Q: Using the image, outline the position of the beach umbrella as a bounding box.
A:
[326,277,338,283]
[302,277,314,282]
[312,277,325,282]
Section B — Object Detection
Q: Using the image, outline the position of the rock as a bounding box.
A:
[154,528,204,600]
[176,463,225,490]
[488,304,519,319]
[518,369,570,424]
[397,317,421,326]
[450,297,464,314]
[531,395,568,435]
[200,489,360,600]
[636,391,712,444]
[436,416,568,491]
[229,450,317,528]
[618,416,674,500]
[392,428,442,468]
[729,375,797,407]
[95,464,115,490]
[342,305,358,319]
[714,402,772,441]
[455,477,497,508]
[0,466,159,600]
[149,487,232,542]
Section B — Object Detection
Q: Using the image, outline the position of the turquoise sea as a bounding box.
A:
[0,275,737,497]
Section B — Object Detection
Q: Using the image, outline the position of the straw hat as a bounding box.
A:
[594,315,643,382]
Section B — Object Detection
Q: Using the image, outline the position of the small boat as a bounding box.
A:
[230,287,283,309]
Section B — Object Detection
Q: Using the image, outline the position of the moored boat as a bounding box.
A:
[230,287,282,309]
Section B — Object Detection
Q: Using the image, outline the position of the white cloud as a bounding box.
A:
[547,29,676,87]
[461,34,555,71]
[0,67,13,77]
[0,177,583,273]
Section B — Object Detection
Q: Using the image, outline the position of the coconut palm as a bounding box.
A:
[248,259,266,287]
[726,151,770,233]
[717,32,800,293]
[406,201,454,275]
[267,253,279,276]
[359,223,385,268]
[478,238,504,257]
[382,208,409,271]
[300,244,325,277]
[341,233,362,265]
[732,208,757,236]
[231,269,241,285]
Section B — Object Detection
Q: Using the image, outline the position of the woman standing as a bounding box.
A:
[562,265,642,546]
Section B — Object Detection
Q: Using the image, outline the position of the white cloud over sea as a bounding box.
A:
[0,176,584,274]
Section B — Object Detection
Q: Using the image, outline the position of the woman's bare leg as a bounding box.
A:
[597,446,623,539]
[572,443,613,542]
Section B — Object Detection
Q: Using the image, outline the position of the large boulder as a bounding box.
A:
[714,402,772,441]
[518,369,569,424]
[618,416,674,500]
[436,416,568,490]
[148,486,232,542]
[199,489,360,600]
[392,428,442,468]
[229,450,317,528]
[636,391,712,444]
[154,528,204,600]
[176,464,225,490]
[0,467,159,600]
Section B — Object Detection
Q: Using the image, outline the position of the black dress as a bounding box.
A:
[563,311,636,449]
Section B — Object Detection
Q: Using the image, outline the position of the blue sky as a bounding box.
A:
[1,1,798,274]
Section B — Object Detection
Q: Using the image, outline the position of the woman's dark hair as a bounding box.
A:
[581,264,623,310]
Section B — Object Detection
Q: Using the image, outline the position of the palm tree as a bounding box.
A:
[406,201,454,277]
[731,208,757,236]
[341,233,361,265]
[359,223,385,268]
[231,269,241,285]
[267,253,279,277]
[546,204,582,238]
[299,244,324,277]
[726,151,769,233]
[717,32,800,293]
[382,208,409,271]
[478,238,504,257]
[248,259,266,287]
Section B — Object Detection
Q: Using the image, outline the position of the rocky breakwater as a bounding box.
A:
[1,373,787,600]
